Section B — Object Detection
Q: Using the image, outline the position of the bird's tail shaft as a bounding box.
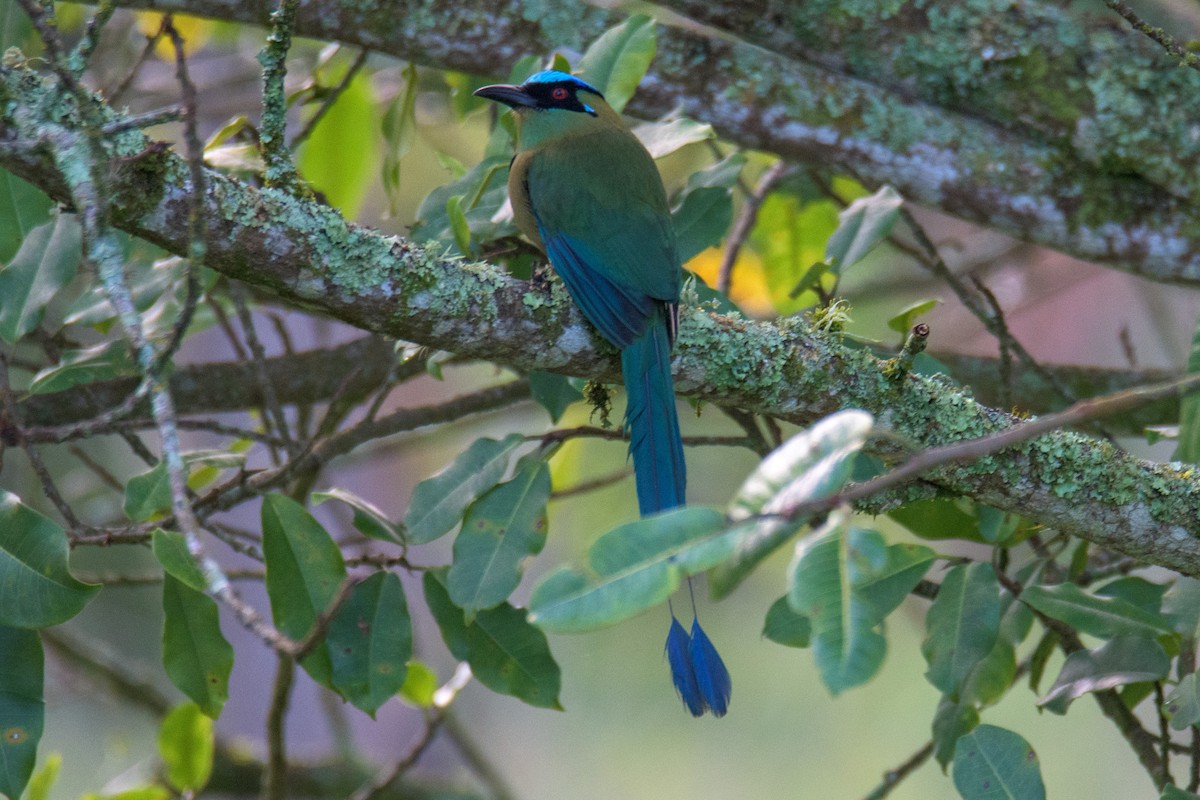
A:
[621,311,686,515]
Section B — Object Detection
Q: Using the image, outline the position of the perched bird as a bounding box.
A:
[475,70,730,717]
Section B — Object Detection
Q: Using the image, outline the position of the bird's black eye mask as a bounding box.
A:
[524,80,600,116]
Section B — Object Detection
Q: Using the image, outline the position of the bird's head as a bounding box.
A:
[474,70,605,118]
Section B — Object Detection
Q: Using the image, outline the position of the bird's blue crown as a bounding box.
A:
[523,70,603,98]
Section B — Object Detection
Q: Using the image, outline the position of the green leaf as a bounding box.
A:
[1175,313,1200,463]
[762,595,811,648]
[0,491,99,628]
[445,194,472,255]
[0,167,53,263]
[933,693,979,768]
[24,753,60,800]
[327,572,412,715]
[1094,576,1168,613]
[0,214,80,343]
[399,660,438,708]
[157,703,214,793]
[404,434,525,544]
[297,71,378,219]
[448,462,551,617]
[788,521,890,694]
[951,725,1045,800]
[854,541,936,620]
[887,297,942,335]
[888,497,987,542]
[1163,672,1200,730]
[729,409,874,518]
[686,153,747,191]
[381,64,419,217]
[125,451,248,521]
[632,116,715,160]
[923,563,1001,697]
[1020,582,1174,639]
[712,409,874,598]
[261,494,347,687]
[312,488,403,544]
[152,529,209,592]
[424,571,561,708]
[672,185,732,263]
[1164,577,1200,638]
[0,625,43,800]
[412,155,513,245]
[528,506,729,632]
[124,461,172,522]
[1039,635,1169,714]
[576,14,656,113]
[161,575,234,719]
[527,371,583,423]
[1162,785,1200,800]
[82,789,170,800]
[28,340,136,395]
[824,185,903,274]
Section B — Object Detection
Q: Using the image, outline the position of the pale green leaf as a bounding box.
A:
[762,595,810,648]
[157,703,213,793]
[824,184,903,274]
[788,521,889,694]
[297,72,378,219]
[887,297,942,334]
[1039,635,1168,714]
[633,116,715,160]
[577,14,656,113]
[399,660,438,708]
[528,506,729,632]
[0,214,80,343]
[712,410,873,598]
[381,64,418,217]
[23,753,60,800]
[28,340,136,395]
[312,488,403,544]
[1175,314,1200,463]
[404,434,525,544]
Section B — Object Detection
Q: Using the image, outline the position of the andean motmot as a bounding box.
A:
[474,70,731,717]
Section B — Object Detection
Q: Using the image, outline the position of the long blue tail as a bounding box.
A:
[621,309,686,515]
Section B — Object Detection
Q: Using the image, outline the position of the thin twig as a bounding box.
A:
[231,281,296,453]
[1104,0,1200,73]
[290,48,370,149]
[777,371,1200,522]
[861,740,934,800]
[442,711,519,800]
[717,160,792,295]
[262,653,295,800]
[108,14,169,104]
[0,353,90,532]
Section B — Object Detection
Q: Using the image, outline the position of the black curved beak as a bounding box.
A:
[474,83,539,109]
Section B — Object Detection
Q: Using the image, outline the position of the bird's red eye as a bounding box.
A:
[551,87,569,100]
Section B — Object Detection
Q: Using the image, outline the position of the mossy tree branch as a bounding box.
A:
[2,62,1198,576]
[75,0,1200,285]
